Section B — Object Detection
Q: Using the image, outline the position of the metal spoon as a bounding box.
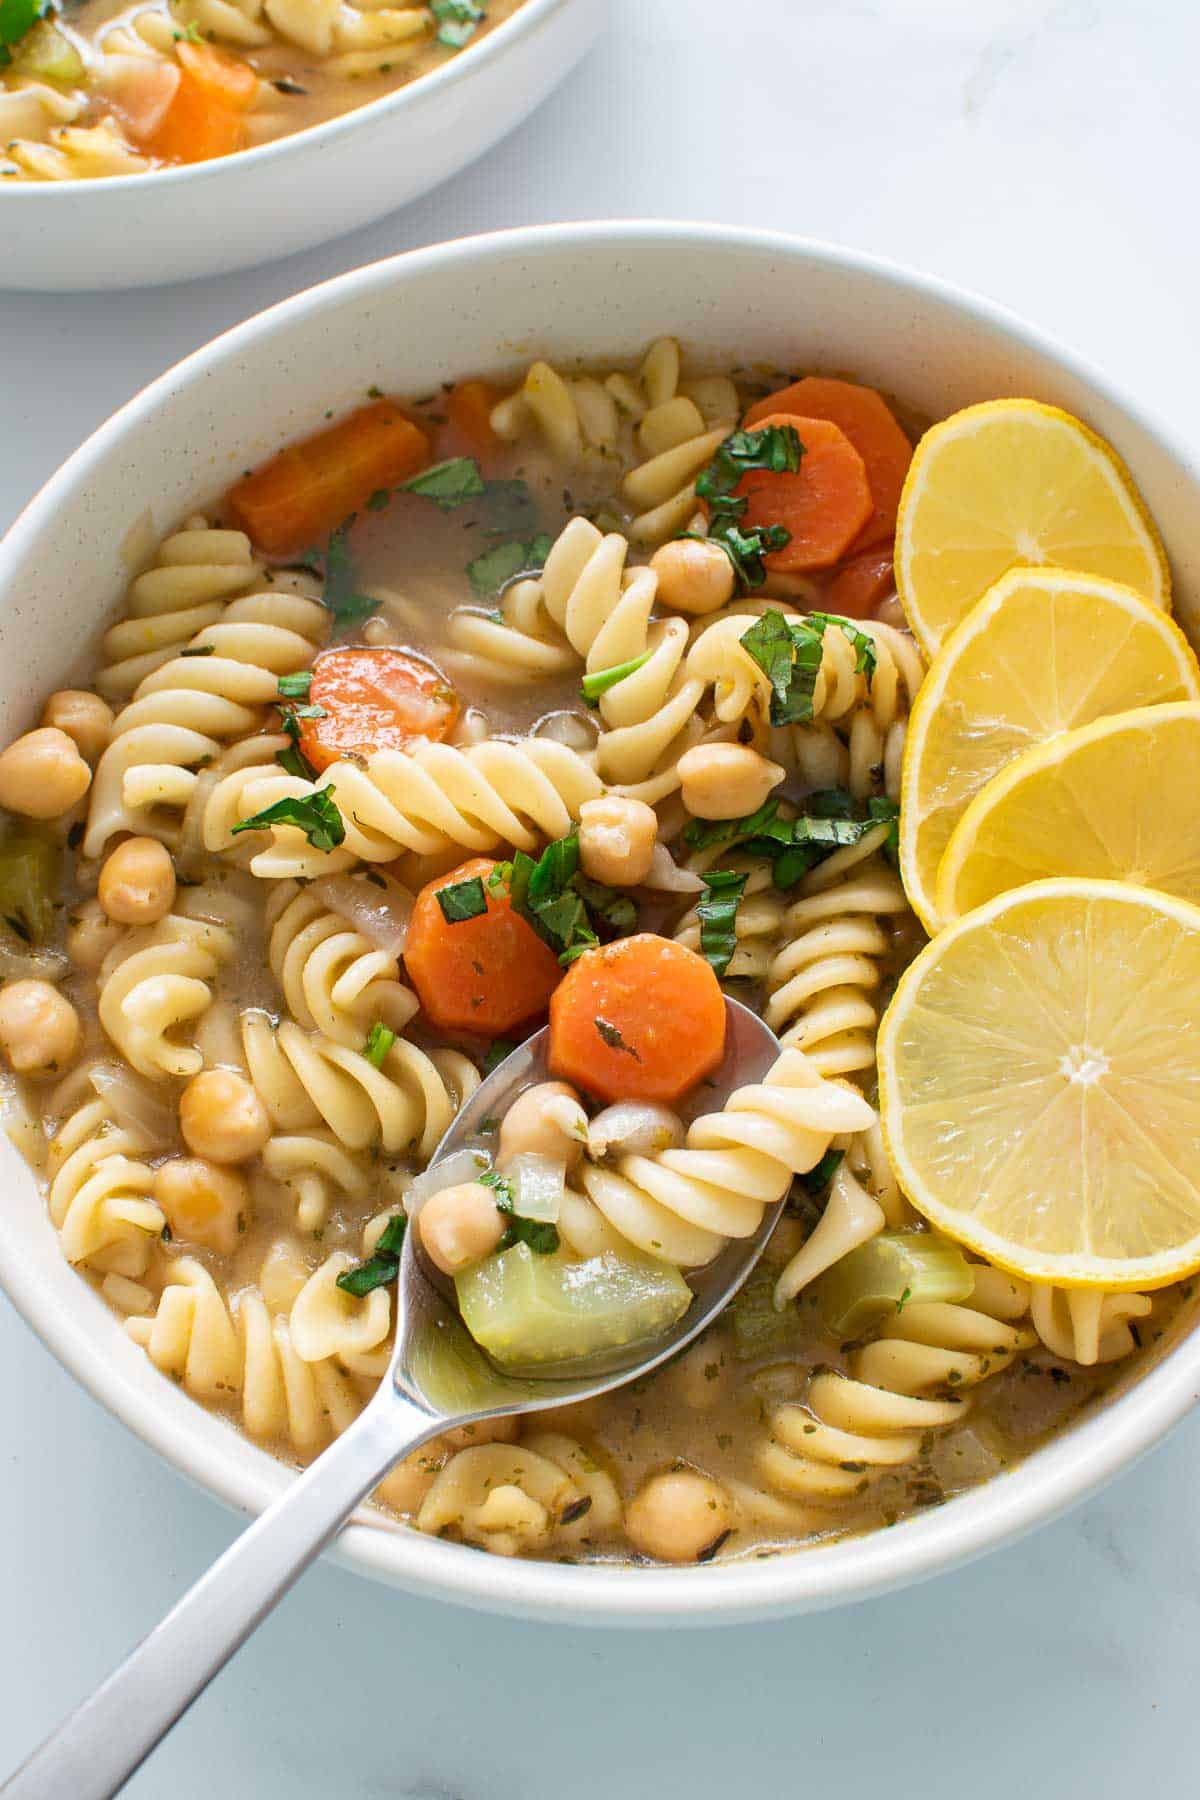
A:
[3,998,781,1800]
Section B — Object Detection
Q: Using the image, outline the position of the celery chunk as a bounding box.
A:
[0,831,60,946]
[817,1231,974,1338]
[11,22,86,84]
[456,1243,690,1372]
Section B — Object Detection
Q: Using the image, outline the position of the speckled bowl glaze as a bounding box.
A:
[0,0,606,290]
[2,224,1198,1625]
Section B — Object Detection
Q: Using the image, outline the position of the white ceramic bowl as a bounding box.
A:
[0,0,605,292]
[3,223,1199,1626]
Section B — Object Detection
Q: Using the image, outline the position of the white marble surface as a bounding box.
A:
[3,0,1200,1792]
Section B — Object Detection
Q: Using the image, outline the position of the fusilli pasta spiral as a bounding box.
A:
[416,1435,620,1556]
[563,1048,875,1268]
[757,1272,1037,1502]
[241,1009,478,1157]
[207,736,604,877]
[264,881,417,1047]
[97,908,234,1081]
[46,1096,163,1277]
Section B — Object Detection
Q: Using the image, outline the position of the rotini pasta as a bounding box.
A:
[264,881,418,1047]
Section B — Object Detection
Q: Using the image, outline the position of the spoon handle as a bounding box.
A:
[2,1385,441,1800]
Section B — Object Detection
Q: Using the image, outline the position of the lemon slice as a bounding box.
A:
[899,570,1200,933]
[878,878,1200,1289]
[937,702,1200,922]
[895,400,1170,657]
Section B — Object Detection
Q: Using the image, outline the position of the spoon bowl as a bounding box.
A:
[397,997,784,1416]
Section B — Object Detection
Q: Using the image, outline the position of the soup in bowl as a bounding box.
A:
[1,224,1198,1624]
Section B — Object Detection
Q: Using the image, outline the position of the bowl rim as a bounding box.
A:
[3,218,1199,1625]
[0,0,573,198]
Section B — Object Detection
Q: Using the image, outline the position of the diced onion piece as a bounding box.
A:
[311,872,414,955]
[588,1101,685,1159]
[533,709,598,752]
[506,1152,565,1224]
[89,1062,178,1143]
[0,939,68,984]
[403,1147,492,1220]
[641,843,704,893]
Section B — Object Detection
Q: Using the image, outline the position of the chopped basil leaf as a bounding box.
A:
[739,608,824,726]
[580,650,652,703]
[430,0,484,47]
[479,1168,515,1210]
[686,425,804,591]
[682,799,781,854]
[807,787,856,819]
[335,1213,407,1296]
[483,1038,516,1074]
[277,671,313,700]
[321,524,377,628]
[807,611,878,681]
[0,0,47,62]
[179,645,215,658]
[695,425,803,507]
[401,455,486,508]
[275,742,317,781]
[231,786,346,854]
[684,797,887,890]
[571,874,637,936]
[868,796,901,866]
[500,1216,560,1255]
[467,531,552,597]
[797,1148,844,1196]
[697,868,747,976]
[363,1021,395,1067]
[436,876,488,923]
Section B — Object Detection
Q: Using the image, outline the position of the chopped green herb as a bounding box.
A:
[595,1017,640,1058]
[275,741,317,781]
[697,868,747,976]
[798,1148,844,1196]
[580,651,652,704]
[570,874,637,937]
[467,531,553,597]
[500,1216,560,1254]
[277,671,314,700]
[739,608,824,725]
[0,0,47,63]
[401,455,486,508]
[685,425,804,590]
[867,796,901,865]
[479,1167,515,1209]
[335,1213,407,1296]
[366,487,390,512]
[807,612,878,681]
[482,1039,516,1075]
[436,876,488,924]
[232,786,346,854]
[363,1021,395,1067]
[321,524,377,628]
[683,798,882,889]
[179,644,214,658]
[486,832,630,966]
[430,0,484,47]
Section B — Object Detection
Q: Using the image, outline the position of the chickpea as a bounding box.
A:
[441,1416,520,1451]
[179,1069,272,1164]
[498,1081,586,1170]
[0,728,91,821]
[66,898,123,973]
[625,1469,734,1564]
[677,743,785,820]
[153,1157,248,1257]
[577,795,657,887]
[0,979,81,1076]
[97,837,176,926]
[418,1181,506,1276]
[650,538,735,615]
[873,593,907,629]
[40,690,113,765]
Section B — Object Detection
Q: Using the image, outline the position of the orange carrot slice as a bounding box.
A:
[825,545,897,619]
[405,858,563,1036]
[548,935,726,1105]
[734,413,872,574]
[299,647,458,773]
[227,401,431,557]
[745,377,912,550]
[142,41,257,166]
[437,380,504,468]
